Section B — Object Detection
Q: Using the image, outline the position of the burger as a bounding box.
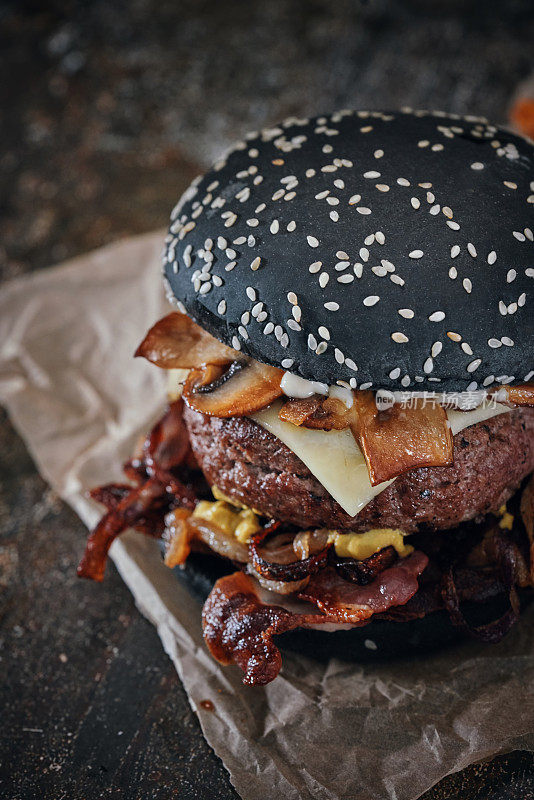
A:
[78,109,534,685]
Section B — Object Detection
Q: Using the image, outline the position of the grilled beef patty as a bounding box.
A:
[183,407,534,533]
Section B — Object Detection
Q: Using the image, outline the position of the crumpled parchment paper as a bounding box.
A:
[1,231,533,800]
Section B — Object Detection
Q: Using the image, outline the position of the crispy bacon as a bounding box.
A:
[78,400,195,581]
[352,391,453,486]
[135,312,238,368]
[299,551,429,622]
[202,551,428,684]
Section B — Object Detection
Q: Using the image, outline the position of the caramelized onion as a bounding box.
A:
[441,531,520,643]
[182,359,283,417]
[135,312,238,368]
[329,545,399,585]
[164,508,250,568]
[249,522,332,582]
[352,391,453,486]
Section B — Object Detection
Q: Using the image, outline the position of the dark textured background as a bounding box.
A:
[1,1,534,798]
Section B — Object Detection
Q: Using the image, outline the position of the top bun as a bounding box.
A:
[163,109,534,392]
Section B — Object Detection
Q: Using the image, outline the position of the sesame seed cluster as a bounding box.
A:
[163,109,534,391]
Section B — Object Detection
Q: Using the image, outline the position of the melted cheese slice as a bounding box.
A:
[252,401,510,518]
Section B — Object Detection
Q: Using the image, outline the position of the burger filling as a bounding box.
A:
[78,312,534,684]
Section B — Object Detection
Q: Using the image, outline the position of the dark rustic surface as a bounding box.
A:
[1,1,534,798]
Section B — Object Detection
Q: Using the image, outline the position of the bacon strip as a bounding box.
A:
[202,551,428,684]
[78,400,195,581]
[299,551,429,622]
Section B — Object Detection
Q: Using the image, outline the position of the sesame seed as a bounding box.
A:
[374,149,384,159]
[257,311,268,322]
[306,168,316,178]
[488,338,501,348]
[250,256,261,271]
[462,343,473,355]
[335,261,350,271]
[429,311,445,322]
[246,218,259,227]
[487,251,497,265]
[232,336,241,350]
[326,197,339,205]
[463,278,472,293]
[471,162,484,170]
[418,140,430,148]
[390,274,405,286]
[247,235,256,247]
[199,282,211,295]
[281,358,294,369]
[335,348,345,364]
[319,272,329,288]
[318,326,330,340]
[287,291,298,304]
[513,231,526,242]
[398,308,414,319]
[224,213,237,228]
[308,334,318,350]
[376,231,385,244]
[499,301,507,315]
[518,293,526,306]
[292,306,302,322]
[429,204,440,215]
[447,220,460,230]
[467,243,477,257]
[324,302,339,311]
[376,184,390,192]
[442,207,453,218]
[432,341,443,357]
[501,337,514,347]
[307,235,319,248]
[356,207,372,215]
[401,375,410,387]
[507,269,517,283]
[284,191,296,201]
[423,357,434,374]
[411,197,421,209]
[467,359,482,372]
[334,179,345,189]
[270,220,279,234]
[251,302,263,317]
[225,261,237,271]
[329,210,339,222]
[348,194,361,205]
[409,250,424,259]
[212,275,223,287]
[391,332,409,343]
[345,358,358,372]
[337,250,349,260]
[364,170,381,179]
[217,300,226,315]
[217,236,227,250]
[225,248,237,260]
[241,312,250,325]
[363,295,380,307]
[338,274,354,283]
[397,178,410,186]
[287,319,301,331]
[354,263,363,278]
[449,266,457,279]
[316,342,328,354]
[309,261,322,273]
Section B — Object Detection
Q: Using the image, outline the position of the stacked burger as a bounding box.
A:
[79,110,534,685]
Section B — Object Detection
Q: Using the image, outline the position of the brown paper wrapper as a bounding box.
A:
[1,231,533,800]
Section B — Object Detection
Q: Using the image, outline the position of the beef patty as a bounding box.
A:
[183,406,534,533]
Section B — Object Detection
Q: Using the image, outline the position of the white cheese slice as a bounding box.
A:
[252,401,510,518]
